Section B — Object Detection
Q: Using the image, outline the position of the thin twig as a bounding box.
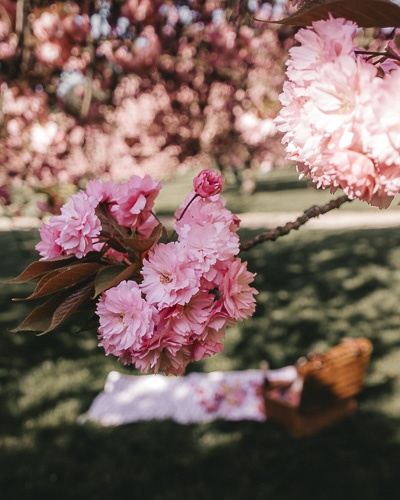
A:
[239,195,351,251]
[355,50,400,63]
[16,0,25,36]
[176,193,198,222]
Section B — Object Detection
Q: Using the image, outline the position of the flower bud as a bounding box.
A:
[193,169,224,198]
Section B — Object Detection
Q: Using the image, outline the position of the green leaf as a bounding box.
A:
[7,255,77,283]
[271,0,400,27]
[14,262,103,301]
[93,263,139,298]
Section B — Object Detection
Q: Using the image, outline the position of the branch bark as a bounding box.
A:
[239,194,351,251]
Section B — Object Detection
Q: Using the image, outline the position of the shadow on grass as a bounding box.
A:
[1,412,400,500]
[232,227,400,368]
[2,227,400,499]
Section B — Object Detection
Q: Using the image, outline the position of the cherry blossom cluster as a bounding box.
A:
[275,16,400,209]
[35,169,257,375]
[1,1,289,215]
[36,173,162,260]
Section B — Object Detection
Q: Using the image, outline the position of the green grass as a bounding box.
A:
[2,219,400,499]
[155,166,400,215]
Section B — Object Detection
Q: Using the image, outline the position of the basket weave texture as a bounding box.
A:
[264,338,373,437]
[297,337,372,412]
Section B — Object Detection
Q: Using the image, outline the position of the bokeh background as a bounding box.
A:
[1,2,400,499]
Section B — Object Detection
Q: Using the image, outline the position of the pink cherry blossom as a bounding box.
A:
[193,169,225,198]
[120,326,190,375]
[325,150,394,209]
[35,41,63,65]
[50,191,102,258]
[157,291,214,337]
[378,37,400,73]
[85,179,121,204]
[175,195,240,272]
[96,280,158,358]
[218,258,258,321]
[277,17,400,208]
[304,56,376,138]
[287,15,357,85]
[111,174,162,228]
[19,161,260,374]
[140,242,200,308]
[35,224,63,260]
[364,69,400,169]
[156,344,192,376]
[312,15,357,58]
[191,313,228,361]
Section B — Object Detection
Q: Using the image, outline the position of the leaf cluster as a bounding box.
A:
[8,222,164,335]
[275,0,400,27]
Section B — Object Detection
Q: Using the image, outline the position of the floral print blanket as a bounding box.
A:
[80,368,297,425]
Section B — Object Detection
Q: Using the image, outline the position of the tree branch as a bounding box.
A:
[239,194,351,251]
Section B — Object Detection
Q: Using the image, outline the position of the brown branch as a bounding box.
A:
[354,50,400,63]
[239,195,351,251]
[15,0,25,36]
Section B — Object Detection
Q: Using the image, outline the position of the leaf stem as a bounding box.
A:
[176,193,199,222]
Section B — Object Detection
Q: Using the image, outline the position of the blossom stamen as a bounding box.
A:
[160,272,173,284]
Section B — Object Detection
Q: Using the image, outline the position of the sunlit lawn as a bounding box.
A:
[1,177,400,499]
[156,166,400,215]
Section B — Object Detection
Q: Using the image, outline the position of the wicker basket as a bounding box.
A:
[264,338,373,437]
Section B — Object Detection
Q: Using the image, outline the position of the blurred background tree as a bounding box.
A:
[0,0,296,215]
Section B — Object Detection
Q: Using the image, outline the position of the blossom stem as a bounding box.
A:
[176,193,199,221]
[150,210,171,240]
[239,195,351,251]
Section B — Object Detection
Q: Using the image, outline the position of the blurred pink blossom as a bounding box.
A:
[30,122,59,154]
[277,17,400,208]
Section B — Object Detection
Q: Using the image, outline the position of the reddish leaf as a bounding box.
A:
[7,255,76,283]
[106,238,127,253]
[93,265,125,297]
[93,263,140,298]
[123,223,163,254]
[149,222,164,239]
[95,204,129,239]
[11,292,68,333]
[11,282,95,334]
[42,282,95,335]
[124,237,156,254]
[271,0,400,27]
[15,262,103,301]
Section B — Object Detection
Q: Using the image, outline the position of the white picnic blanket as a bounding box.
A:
[79,367,297,426]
